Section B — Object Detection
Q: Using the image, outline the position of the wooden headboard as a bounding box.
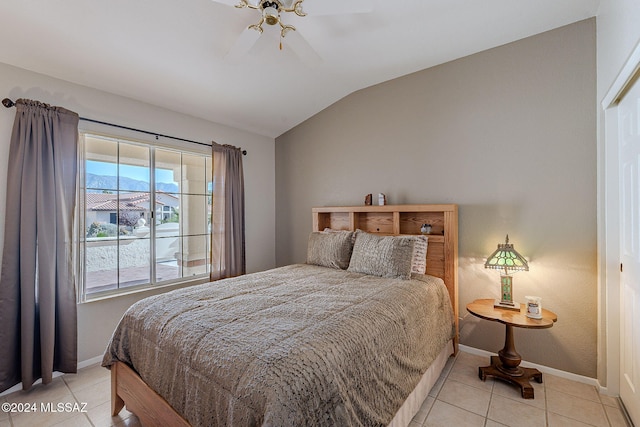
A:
[312,204,459,352]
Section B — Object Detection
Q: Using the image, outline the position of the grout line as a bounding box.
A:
[485,385,493,425]
[543,373,549,427]
[65,383,95,427]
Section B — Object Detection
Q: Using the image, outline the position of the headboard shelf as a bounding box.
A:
[312,204,459,352]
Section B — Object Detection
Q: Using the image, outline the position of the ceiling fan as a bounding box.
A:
[211,0,372,65]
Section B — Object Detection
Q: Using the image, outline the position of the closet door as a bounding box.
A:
[619,69,640,425]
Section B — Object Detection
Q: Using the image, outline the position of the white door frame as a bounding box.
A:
[600,40,640,397]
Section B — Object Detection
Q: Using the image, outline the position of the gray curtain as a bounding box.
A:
[210,142,245,280]
[0,99,79,392]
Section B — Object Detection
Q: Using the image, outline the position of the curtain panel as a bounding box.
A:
[210,142,246,280]
[0,99,79,392]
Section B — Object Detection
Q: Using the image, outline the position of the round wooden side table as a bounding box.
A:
[466,298,558,399]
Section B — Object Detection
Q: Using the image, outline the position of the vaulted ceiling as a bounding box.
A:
[0,0,599,138]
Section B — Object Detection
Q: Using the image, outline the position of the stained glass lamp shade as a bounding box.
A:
[484,235,529,308]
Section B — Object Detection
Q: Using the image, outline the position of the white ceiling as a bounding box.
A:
[0,0,599,138]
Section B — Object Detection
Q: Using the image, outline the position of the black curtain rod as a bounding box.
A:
[2,98,247,155]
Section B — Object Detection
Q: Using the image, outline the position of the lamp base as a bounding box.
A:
[494,300,521,311]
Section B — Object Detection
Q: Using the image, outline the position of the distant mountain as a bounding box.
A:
[86,173,178,193]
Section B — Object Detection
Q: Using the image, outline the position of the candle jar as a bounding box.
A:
[525,296,542,319]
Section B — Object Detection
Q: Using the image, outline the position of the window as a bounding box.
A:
[79,133,212,300]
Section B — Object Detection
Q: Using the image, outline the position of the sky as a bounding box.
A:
[87,160,175,184]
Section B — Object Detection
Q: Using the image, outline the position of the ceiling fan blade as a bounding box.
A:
[282,29,322,67]
[210,0,260,7]
[226,28,261,61]
[210,0,242,7]
[301,0,372,16]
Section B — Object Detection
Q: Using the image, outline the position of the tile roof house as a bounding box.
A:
[85,192,179,225]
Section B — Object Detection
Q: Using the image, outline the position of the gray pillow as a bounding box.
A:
[347,232,415,279]
[306,231,355,269]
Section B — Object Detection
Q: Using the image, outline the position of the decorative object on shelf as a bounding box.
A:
[484,235,529,310]
[420,223,432,235]
[364,194,372,206]
[378,193,386,206]
[525,296,542,319]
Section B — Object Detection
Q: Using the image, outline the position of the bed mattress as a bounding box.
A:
[102,264,455,426]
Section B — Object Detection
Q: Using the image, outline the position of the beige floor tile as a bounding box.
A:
[114,414,141,427]
[492,377,546,410]
[0,419,10,427]
[485,420,509,427]
[6,377,71,404]
[547,412,595,426]
[487,394,546,427]
[544,374,600,403]
[546,389,609,427]
[0,398,8,422]
[63,364,110,393]
[439,356,455,378]
[599,393,620,408]
[11,404,79,427]
[87,400,134,427]
[446,361,494,392]
[51,413,92,426]
[437,379,491,416]
[604,404,632,427]
[424,400,485,427]
[71,378,111,410]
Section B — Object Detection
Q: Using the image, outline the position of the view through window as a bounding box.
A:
[79,133,212,299]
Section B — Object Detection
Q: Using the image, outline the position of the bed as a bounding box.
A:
[102,204,459,426]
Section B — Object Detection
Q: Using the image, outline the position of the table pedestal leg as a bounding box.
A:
[478,324,543,398]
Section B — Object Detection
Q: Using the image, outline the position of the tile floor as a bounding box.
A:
[0,351,632,427]
[410,352,632,427]
[0,364,139,427]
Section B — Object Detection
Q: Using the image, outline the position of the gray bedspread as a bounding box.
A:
[102,264,455,427]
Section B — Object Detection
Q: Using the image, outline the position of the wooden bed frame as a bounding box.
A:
[110,204,459,426]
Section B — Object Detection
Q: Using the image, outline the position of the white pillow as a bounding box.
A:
[409,235,428,274]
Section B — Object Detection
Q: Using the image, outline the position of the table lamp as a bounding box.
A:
[484,235,529,310]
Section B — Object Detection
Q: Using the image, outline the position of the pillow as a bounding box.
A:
[324,227,357,245]
[306,231,355,270]
[347,231,415,279]
[409,235,428,274]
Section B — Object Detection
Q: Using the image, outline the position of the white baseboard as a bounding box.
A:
[78,355,103,369]
[459,345,601,389]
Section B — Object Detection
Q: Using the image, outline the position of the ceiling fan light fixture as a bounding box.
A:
[263,6,279,25]
[229,0,315,52]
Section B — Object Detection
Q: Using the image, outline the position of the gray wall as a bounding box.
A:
[276,19,597,377]
[0,62,276,362]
